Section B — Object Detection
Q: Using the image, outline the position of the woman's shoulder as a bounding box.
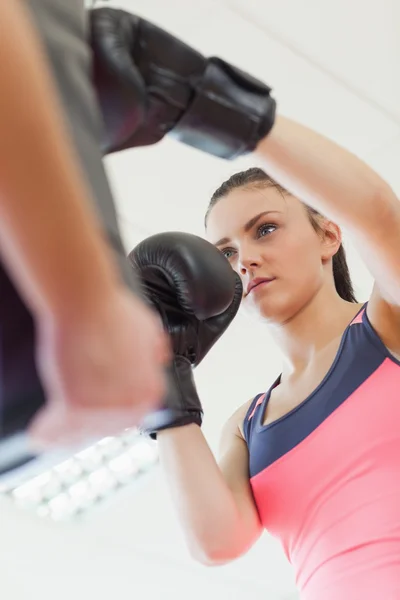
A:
[224,396,259,441]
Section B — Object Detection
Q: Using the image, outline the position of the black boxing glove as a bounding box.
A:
[89,8,276,159]
[128,232,242,437]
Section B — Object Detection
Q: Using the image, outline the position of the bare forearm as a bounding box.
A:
[158,425,249,564]
[255,115,395,228]
[0,1,119,320]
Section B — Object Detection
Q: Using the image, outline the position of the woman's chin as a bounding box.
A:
[245,291,300,325]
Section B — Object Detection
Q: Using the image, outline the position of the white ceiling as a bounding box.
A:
[3,2,399,599]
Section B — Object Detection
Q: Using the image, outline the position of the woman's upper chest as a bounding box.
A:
[260,310,400,428]
[262,340,341,428]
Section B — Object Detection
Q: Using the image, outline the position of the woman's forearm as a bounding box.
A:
[158,425,256,564]
[255,115,396,228]
[0,1,119,321]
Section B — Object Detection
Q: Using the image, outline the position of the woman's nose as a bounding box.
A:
[239,254,262,276]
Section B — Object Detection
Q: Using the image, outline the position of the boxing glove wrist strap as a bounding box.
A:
[141,356,203,439]
[170,57,276,159]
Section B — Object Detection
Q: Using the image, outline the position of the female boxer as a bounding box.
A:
[136,116,400,600]
[96,8,400,596]
[201,117,400,597]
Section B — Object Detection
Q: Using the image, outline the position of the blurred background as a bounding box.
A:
[1,1,399,598]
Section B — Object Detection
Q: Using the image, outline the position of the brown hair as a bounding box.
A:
[205,167,357,303]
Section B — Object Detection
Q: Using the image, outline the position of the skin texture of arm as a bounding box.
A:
[157,403,262,565]
[0,0,121,322]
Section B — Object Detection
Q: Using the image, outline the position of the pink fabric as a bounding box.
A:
[248,393,267,421]
[251,358,400,599]
[350,308,365,325]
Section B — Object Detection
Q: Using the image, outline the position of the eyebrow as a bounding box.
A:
[214,211,281,247]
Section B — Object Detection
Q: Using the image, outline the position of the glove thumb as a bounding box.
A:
[90,8,147,153]
[196,273,243,365]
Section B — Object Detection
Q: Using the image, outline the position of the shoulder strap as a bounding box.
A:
[243,392,266,445]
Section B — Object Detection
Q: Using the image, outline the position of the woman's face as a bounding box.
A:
[206,185,340,324]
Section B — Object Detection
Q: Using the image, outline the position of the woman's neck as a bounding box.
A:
[269,287,363,379]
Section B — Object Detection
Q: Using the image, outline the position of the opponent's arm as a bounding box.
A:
[0,0,120,322]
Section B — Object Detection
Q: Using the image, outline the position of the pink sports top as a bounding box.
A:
[243,304,400,599]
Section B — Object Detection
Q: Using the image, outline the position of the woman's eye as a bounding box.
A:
[256,223,277,238]
[221,247,236,260]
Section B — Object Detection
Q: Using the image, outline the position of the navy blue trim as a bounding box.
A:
[243,393,264,446]
[363,307,400,367]
[255,328,349,435]
[255,304,367,434]
[247,303,389,477]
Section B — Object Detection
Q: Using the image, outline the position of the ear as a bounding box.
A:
[320,220,342,262]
